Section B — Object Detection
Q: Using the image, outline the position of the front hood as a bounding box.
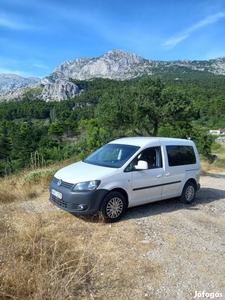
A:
[54,161,118,184]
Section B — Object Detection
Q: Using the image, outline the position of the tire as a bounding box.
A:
[100,191,127,222]
[179,181,196,204]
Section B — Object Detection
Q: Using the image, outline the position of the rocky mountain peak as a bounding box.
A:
[1,50,225,102]
[103,49,144,62]
[48,49,148,83]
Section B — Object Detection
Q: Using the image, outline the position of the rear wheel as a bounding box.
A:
[100,191,126,222]
[179,181,196,204]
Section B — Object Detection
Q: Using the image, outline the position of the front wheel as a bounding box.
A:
[100,191,127,222]
[179,181,196,204]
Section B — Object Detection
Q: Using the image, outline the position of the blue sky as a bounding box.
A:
[0,0,225,78]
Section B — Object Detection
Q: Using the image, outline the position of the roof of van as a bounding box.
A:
[109,137,194,147]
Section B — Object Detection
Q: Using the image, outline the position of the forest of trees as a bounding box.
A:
[0,75,225,176]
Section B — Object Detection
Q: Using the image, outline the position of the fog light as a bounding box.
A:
[78,205,84,210]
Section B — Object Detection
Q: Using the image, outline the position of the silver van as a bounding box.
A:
[49,137,200,222]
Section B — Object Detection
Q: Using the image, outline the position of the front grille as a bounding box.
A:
[53,177,74,189]
[51,194,68,208]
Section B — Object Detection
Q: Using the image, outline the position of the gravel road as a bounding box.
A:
[121,173,225,299]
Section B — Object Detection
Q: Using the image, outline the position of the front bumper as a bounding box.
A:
[49,179,109,215]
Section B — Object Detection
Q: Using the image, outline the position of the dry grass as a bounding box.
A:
[0,205,159,300]
[0,168,160,299]
[201,143,225,174]
[0,208,97,299]
[1,149,224,299]
[0,168,57,205]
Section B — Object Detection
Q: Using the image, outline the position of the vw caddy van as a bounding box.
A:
[49,137,200,222]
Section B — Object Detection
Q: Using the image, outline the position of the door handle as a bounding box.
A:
[166,173,170,176]
[157,174,162,178]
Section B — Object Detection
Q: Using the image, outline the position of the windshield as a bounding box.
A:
[84,143,140,168]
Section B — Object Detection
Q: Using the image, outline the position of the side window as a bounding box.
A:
[166,145,196,166]
[125,147,162,171]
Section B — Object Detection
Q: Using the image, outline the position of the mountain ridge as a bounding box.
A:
[0,74,41,91]
[1,50,225,102]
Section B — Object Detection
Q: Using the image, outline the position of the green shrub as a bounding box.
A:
[22,169,56,185]
[212,158,225,169]
[211,142,222,152]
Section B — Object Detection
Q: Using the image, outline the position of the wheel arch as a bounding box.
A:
[104,188,129,208]
[184,178,198,191]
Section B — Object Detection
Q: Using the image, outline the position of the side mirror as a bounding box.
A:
[134,160,148,170]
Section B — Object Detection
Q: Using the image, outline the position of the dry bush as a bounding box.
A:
[200,143,225,174]
[0,168,57,205]
[0,207,103,300]
[0,189,17,204]
[22,169,56,187]
[0,202,159,300]
[0,176,19,204]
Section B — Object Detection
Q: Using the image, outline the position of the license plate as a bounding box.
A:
[51,189,62,199]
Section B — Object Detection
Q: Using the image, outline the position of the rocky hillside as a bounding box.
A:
[0,74,41,102]
[1,50,225,102]
[0,74,41,91]
[47,50,225,81]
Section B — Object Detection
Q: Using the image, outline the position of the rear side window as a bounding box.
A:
[166,145,196,166]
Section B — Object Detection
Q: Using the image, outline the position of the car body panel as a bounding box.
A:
[54,161,118,184]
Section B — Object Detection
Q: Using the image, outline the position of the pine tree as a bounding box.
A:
[0,126,13,175]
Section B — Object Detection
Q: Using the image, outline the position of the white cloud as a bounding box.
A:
[188,12,225,32]
[0,15,36,30]
[32,63,49,69]
[0,18,22,30]
[163,34,189,49]
[163,12,225,50]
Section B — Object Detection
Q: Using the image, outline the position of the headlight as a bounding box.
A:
[72,180,101,191]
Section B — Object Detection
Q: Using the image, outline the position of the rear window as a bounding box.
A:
[166,145,196,166]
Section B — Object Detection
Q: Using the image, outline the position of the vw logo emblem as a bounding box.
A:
[57,179,62,187]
